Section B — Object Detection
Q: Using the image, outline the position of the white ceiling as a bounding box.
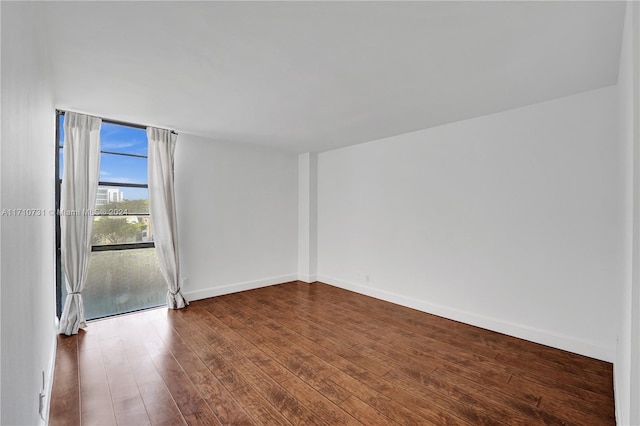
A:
[38,1,626,153]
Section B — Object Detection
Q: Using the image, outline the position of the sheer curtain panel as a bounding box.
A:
[147,127,187,309]
[58,112,101,335]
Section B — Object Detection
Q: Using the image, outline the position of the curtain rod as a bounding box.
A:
[56,109,178,135]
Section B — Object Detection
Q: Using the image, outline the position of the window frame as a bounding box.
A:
[55,110,156,317]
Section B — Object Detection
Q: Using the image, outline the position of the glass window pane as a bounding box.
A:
[100,122,148,156]
[95,186,149,214]
[91,215,153,245]
[57,117,159,322]
[58,149,64,180]
[58,114,65,146]
[82,248,166,320]
[100,153,148,184]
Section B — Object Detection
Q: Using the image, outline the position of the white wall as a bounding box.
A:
[318,85,623,362]
[174,134,298,300]
[1,2,57,425]
[298,153,318,282]
[632,4,640,423]
[618,1,640,424]
[616,2,637,424]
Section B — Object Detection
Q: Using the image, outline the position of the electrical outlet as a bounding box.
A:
[38,371,46,420]
[39,392,45,420]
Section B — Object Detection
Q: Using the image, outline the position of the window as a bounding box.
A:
[56,112,166,319]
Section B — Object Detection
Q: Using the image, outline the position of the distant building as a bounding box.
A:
[139,216,152,242]
[122,215,153,242]
[96,187,123,206]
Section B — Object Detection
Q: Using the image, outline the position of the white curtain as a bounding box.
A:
[147,127,187,309]
[59,112,101,335]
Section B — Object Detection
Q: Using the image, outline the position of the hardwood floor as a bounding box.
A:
[49,281,615,425]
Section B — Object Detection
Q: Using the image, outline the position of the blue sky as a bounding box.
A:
[59,116,149,200]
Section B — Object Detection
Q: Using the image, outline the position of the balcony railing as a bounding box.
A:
[61,247,166,320]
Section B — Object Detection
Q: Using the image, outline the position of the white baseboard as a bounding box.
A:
[43,317,59,425]
[297,274,318,283]
[318,275,615,362]
[613,362,624,426]
[183,274,299,302]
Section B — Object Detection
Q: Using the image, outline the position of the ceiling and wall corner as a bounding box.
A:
[38,1,626,154]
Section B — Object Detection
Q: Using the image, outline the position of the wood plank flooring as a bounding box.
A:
[49,281,615,425]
